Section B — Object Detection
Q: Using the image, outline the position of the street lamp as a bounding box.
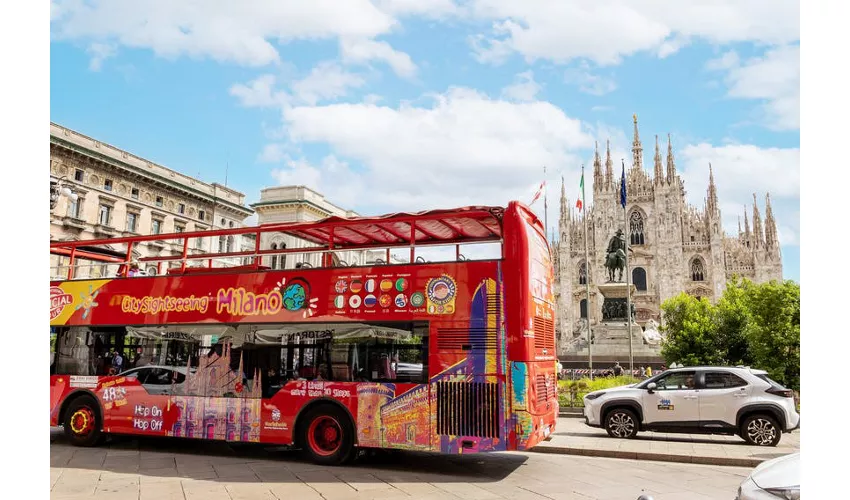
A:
[50,176,78,211]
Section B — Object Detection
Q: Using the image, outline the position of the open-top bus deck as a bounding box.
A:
[50,201,558,464]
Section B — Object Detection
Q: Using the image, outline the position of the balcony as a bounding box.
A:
[92,224,116,237]
[61,216,86,231]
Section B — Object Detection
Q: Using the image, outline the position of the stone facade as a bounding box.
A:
[49,122,254,278]
[554,116,783,355]
[250,185,391,268]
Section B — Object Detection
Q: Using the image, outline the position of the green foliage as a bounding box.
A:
[659,277,800,391]
[557,376,639,408]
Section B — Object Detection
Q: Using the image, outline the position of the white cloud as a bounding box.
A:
[501,71,541,101]
[290,61,366,105]
[271,155,366,208]
[278,87,595,211]
[467,0,799,66]
[86,42,116,71]
[710,44,800,130]
[50,0,399,66]
[258,144,288,163]
[374,0,460,18]
[678,143,799,246]
[340,38,417,78]
[229,75,291,108]
[564,63,617,96]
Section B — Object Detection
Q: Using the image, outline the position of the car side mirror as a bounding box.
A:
[647,382,657,393]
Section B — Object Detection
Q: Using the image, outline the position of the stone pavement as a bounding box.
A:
[533,417,799,467]
[50,428,753,500]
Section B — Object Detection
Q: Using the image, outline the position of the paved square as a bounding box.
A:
[50,428,753,500]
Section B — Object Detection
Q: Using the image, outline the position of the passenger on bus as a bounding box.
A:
[127,262,141,277]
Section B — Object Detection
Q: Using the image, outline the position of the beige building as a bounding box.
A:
[50,122,254,278]
[555,116,783,356]
[250,186,393,268]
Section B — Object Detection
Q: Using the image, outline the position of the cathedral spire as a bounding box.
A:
[744,206,751,238]
[752,193,764,247]
[559,175,568,224]
[593,141,603,192]
[764,192,779,250]
[653,135,663,184]
[631,114,643,171]
[738,216,742,236]
[666,133,676,184]
[604,139,613,189]
[706,163,719,218]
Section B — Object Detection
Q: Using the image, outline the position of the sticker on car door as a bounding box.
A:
[658,398,674,410]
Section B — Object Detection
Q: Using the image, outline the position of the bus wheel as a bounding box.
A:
[63,396,104,447]
[299,404,355,466]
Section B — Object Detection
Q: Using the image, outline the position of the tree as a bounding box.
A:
[659,278,800,391]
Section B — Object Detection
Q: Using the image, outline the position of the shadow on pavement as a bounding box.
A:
[555,429,747,446]
[51,428,529,483]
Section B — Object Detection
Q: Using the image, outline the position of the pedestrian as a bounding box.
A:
[111,349,124,374]
[646,365,652,377]
[613,361,623,377]
[639,366,646,378]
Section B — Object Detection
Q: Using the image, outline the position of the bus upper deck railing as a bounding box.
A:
[50,205,506,280]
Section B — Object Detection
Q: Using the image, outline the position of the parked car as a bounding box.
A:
[118,365,190,395]
[736,452,799,499]
[582,366,799,446]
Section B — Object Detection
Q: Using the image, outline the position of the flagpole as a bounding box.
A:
[622,159,634,377]
[581,164,593,380]
[543,165,549,238]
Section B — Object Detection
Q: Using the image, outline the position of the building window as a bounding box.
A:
[126,213,138,233]
[691,258,705,281]
[580,299,588,319]
[74,169,85,182]
[67,198,80,218]
[175,224,185,233]
[155,196,164,207]
[131,187,139,199]
[629,210,645,245]
[103,179,113,191]
[98,205,112,226]
[578,262,587,285]
[226,236,234,253]
[632,267,647,291]
[152,219,162,235]
[270,243,278,269]
[198,210,206,221]
[229,221,235,228]
[218,235,226,253]
[221,218,226,226]
[178,203,185,214]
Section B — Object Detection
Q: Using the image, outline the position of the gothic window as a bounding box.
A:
[580,299,588,319]
[578,262,587,285]
[629,211,645,245]
[691,257,705,282]
[270,243,278,270]
[632,267,647,291]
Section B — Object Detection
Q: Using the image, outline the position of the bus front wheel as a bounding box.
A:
[63,395,104,447]
[298,404,355,466]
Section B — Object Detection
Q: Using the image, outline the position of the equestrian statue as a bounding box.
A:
[604,229,627,282]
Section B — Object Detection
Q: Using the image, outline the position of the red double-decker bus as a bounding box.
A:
[50,202,557,464]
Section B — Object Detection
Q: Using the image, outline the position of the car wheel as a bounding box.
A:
[741,414,781,447]
[63,395,104,447]
[299,404,356,465]
[604,408,639,439]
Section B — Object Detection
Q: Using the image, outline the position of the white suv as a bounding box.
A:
[583,366,800,446]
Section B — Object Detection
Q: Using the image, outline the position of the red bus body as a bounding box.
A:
[50,201,558,457]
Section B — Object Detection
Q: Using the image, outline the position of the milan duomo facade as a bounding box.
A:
[553,116,783,354]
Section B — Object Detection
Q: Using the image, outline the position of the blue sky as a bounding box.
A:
[49,0,799,281]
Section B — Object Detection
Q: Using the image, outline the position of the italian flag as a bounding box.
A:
[576,173,585,211]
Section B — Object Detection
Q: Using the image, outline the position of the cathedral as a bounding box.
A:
[553,116,783,355]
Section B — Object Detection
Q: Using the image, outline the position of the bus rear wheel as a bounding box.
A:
[299,404,355,466]
[63,396,104,447]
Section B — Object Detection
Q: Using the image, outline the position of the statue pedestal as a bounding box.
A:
[598,282,637,324]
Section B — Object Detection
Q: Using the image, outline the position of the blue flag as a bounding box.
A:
[620,160,627,208]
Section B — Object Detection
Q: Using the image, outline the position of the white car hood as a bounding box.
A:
[751,452,799,489]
